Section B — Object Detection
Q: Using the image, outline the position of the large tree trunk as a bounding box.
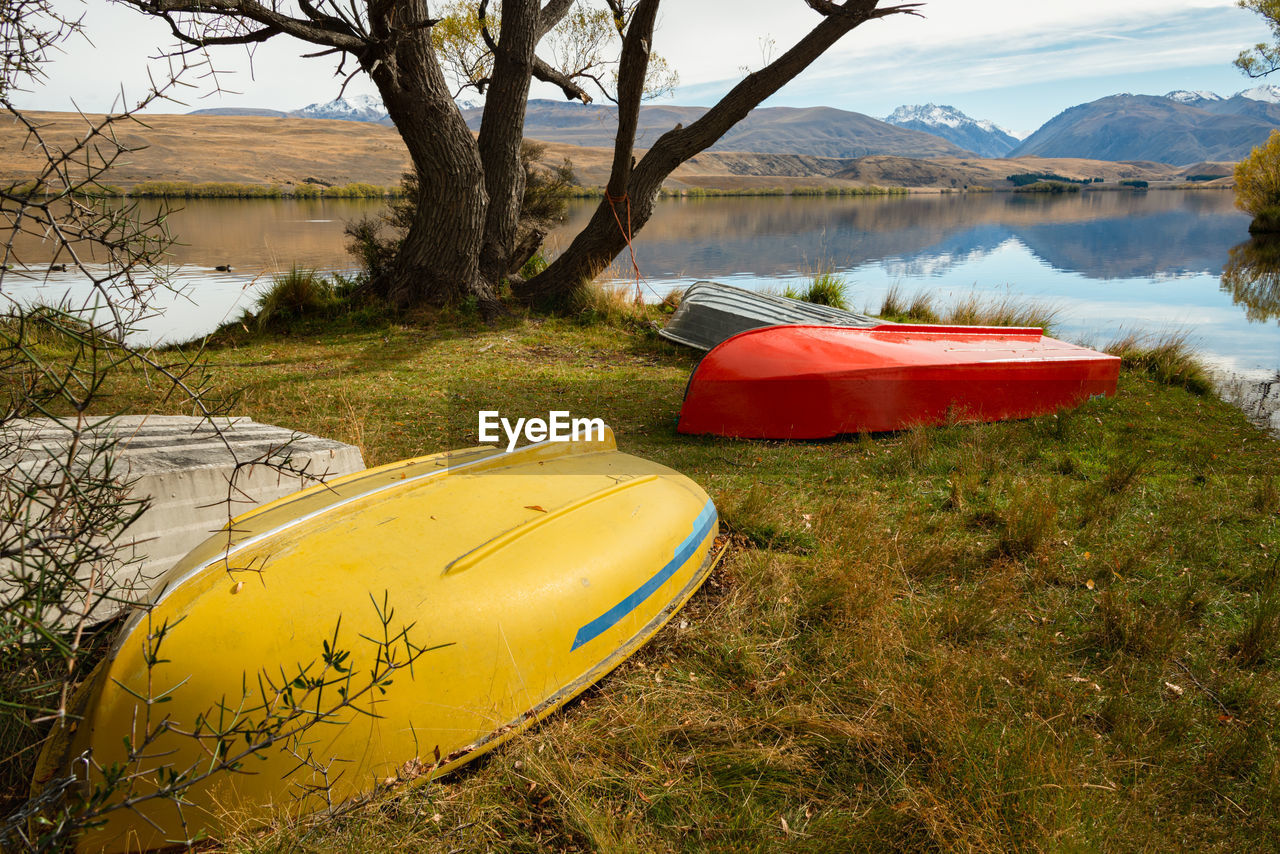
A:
[514,0,661,307]
[477,0,540,290]
[517,0,891,306]
[366,2,492,309]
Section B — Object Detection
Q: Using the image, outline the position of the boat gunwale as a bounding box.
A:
[685,323,1120,385]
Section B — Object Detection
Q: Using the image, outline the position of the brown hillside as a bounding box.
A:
[0,111,1230,192]
[0,112,412,187]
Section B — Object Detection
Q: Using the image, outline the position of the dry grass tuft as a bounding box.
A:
[942,292,1060,331]
[878,286,1059,331]
[1252,475,1279,515]
[879,282,908,317]
[719,484,816,554]
[1232,568,1280,668]
[996,482,1059,558]
[660,286,684,313]
[1105,331,1214,395]
[907,291,940,323]
[573,281,649,327]
[1090,591,1182,659]
[905,423,931,469]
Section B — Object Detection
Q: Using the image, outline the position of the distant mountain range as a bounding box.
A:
[189,84,1280,166]
[459,100,974,159]
[1010,87,1280,163]
[297,94,391,123]
[883,104,1021,158]
[195,96,977,159]
[190,95,394,124]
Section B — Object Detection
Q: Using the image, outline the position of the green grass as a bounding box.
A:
[770,271,851,309]
[15,307,1280,851]
[799,270,850,309]
[251,266,341,331]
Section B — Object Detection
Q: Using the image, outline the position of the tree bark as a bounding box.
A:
[517,0,895,306]
[365,2,490,307]
[477,0,540,291]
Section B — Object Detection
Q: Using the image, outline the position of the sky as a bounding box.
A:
[12,0,1276,135]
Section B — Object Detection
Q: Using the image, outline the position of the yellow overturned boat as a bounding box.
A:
[34,429,718,852]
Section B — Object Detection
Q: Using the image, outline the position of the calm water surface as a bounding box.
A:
[5,191,1278,429]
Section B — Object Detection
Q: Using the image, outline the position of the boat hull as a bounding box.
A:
[33,431,717,852]
[658,279,879,351]
[677,324,1121,438]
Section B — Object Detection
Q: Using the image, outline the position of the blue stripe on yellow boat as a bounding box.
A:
[572,499,717,650]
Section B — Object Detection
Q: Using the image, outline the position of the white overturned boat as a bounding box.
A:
[658,280,880,351]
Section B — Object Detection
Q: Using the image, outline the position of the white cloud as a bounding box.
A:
[654,1,1246,83]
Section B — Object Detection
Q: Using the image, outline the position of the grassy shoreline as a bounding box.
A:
[39,303,1268,851]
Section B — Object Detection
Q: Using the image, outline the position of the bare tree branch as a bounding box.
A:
[804,0,924,20]
[155,12,281,49]
[113,0,368,53]
[477,0,499,55]
[532,53,591,102]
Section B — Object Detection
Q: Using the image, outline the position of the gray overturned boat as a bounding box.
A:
[658,280,880,351]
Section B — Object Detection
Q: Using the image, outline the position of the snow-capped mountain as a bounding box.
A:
[1163,86,1280,105]
[1152,86,1280,133]
[296,94,390,123]
[1165,89,1224,104]
[883,104,1019,158]
[1239,84,1280,104]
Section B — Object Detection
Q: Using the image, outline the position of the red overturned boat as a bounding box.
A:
[677,324,1120,439]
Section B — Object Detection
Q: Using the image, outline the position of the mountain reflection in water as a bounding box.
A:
[546,191,1244,283]
[551,193,1279,388]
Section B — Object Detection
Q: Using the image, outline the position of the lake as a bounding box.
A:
[5,191,1278,430]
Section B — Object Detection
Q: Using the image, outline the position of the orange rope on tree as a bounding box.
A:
[605,190,645,303]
